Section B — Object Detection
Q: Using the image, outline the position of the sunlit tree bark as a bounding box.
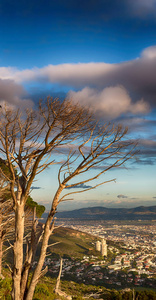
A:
[0,158,44,283]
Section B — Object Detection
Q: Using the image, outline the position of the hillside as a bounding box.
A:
[53,205,156,220]
[46,226,98,258]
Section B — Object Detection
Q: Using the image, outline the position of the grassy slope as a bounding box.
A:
[47,227,98,258]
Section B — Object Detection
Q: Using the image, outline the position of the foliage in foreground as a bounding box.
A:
[0,272,156,300]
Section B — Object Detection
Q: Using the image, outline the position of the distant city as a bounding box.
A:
[38,214,156,289]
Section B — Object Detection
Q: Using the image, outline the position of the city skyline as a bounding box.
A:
[0,0,155,210]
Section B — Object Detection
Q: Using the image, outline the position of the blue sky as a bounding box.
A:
[0,0,156,210]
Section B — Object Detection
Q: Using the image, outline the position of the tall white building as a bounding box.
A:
[101,238,107,257]
[95,239,107,257]
[95,240,101,251]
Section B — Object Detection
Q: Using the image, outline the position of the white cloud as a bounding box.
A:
[0,67,17,80]
[39,63,115,86]
[0,47,156,92]
[0,79,34,109]
[0,63,115,86]
[67,86,150,119]
[0,46,156,113]
[141,46,156,59]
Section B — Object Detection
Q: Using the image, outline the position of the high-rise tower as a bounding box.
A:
[95,240,101,251]
[95,239,107,257]
[101,238,107,257]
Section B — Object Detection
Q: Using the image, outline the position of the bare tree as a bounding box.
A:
[0,159,44,280]
[0,197,44,281]
[54,257,72,300]
[0,198,14,278]
[0,158,14,278]
[0,98,136,300]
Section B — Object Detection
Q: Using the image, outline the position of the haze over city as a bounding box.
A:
[0,0,156,210]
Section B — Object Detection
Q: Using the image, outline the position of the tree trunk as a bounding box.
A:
[0,213,5,279]
[25,189,62,300]
[0,214,3,278]
[20,208,37,299]
[54,258,72,300]
[20,257,32,300]
[25,219,51,300]
[12,201,25,300]
[54,257,63,293]
[0,235,4,278]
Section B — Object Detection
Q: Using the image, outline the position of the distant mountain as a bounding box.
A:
[53,206,156,220]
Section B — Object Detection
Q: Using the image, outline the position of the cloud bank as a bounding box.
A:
[0,46,156,113]
[0,79,33,109]
[67,86,149,119]
[1,45,156,131]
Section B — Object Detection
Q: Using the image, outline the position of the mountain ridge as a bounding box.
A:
[52,205,156,220]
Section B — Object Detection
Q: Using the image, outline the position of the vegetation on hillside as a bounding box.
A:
[0,226,156,299]
[47,227,99,258]
[0,272,156,300]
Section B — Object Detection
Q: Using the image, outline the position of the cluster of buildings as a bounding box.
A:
[55,219,156,275]
[34,219,156,288]
[35,252,156,288]
[66,220,156,255]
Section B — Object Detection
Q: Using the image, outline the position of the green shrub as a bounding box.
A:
[34,283,50,296]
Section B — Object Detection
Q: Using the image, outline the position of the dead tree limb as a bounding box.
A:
[0,98,137,300]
